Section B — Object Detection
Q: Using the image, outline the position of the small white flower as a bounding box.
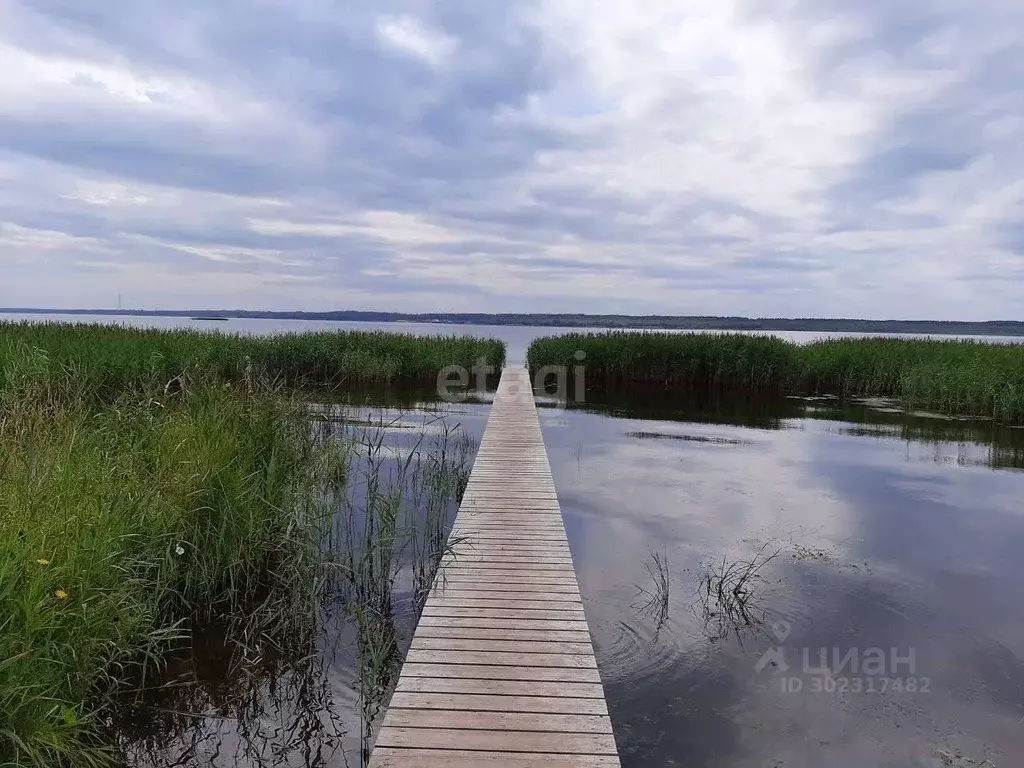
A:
[175,545,186,556]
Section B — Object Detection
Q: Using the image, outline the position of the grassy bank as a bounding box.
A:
[0,322,505,399]
[0,367,339,766]
[527,332,1024,423]
[0,322,499,766]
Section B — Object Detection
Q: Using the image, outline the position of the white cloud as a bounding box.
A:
[376,15,456,67]
[0,222,112,254]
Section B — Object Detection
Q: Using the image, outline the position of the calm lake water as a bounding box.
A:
[6,313,1023,767]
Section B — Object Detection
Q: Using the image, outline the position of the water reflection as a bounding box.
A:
[114,403,487,768]
[554,390,1024,472]
[541,391,1024,766]
[117,600,348,767]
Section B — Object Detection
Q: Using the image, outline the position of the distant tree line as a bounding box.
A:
[4,308,1024,337]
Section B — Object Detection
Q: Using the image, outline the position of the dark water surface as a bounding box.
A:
[543,397,1024,768]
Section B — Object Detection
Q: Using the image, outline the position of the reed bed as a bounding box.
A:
[0,321,506,398]
[0,321,494,766]
[800,338,1024,422]
[113,411,475,768]
[528,332,1024,423]
[529,332,800,394]
[0,370,339,766]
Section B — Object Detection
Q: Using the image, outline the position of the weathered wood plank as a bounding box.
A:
[405,649,597,669]
[369,750,621,768]
[420,608,588,623]
[413,625,591,642]
[375,729,618,754]
[428,593,581,606]
[417,617,591,631]
[393,676,607,698]
[429,583,583,596]
[439,562,577,573]
[382,708,613,733]
[424,597,584,611]
[387,691,609,715]
[410,637,596,655]
[433,574,581,587]
[369,366,619,767]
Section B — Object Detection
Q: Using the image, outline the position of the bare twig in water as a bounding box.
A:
[696,542,781,642]
[633,549,671,636]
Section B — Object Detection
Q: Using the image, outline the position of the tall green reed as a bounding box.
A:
[0,321,506,397]
[318,409,474,764]
[528,332,1024,422]
[0,364,333,767]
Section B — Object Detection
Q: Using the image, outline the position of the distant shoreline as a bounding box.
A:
[3,308,1024,337]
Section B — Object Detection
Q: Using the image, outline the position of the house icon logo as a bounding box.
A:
[755,620,792,673]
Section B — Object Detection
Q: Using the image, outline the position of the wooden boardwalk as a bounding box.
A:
[368,366,621,767]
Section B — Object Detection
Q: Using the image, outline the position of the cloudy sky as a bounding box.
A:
[1,0,1022,317]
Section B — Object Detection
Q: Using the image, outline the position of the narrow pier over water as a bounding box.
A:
[368,366,621,767]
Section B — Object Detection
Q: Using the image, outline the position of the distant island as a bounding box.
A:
[3,308,1024,337]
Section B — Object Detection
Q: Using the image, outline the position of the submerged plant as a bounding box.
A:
[314,407,474,765]
[696,542,781,643]
[633,548,672,637]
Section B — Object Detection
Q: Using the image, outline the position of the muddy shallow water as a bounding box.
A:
[119,392,1024,768]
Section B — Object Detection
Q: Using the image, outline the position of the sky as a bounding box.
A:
[1,0,1022,318]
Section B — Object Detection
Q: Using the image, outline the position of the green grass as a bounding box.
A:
[0,370,335,766]
[528,332,1024,423]
[0,322,506,399]
[0,321,504,766]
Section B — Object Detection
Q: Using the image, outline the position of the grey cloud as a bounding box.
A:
[1,0,1022,316]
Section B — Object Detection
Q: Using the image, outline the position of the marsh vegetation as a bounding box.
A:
[528,332,1024,423]
[0,323,492,767]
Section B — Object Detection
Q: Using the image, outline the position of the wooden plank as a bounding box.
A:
[423,602,585,615]
[375,729,618,754]
[369,749,620,767]
[435,562,577,574]
[449,550,575,559]
[440,562,577,573]
[387,691,608,715]
[427,588,581,601]
[411,637,595,655]
[450,528,568,536]
[445,554,575,564]
[369,366,619,767]
[382,709,613,733]
[393,677,606,698]
[432,574,582,587]
[416,617,590,632]
[430,586,583,598]
[420,608,587,622]
[434,574,581,586]
[413,627,592,644]
[405,649,597,669]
